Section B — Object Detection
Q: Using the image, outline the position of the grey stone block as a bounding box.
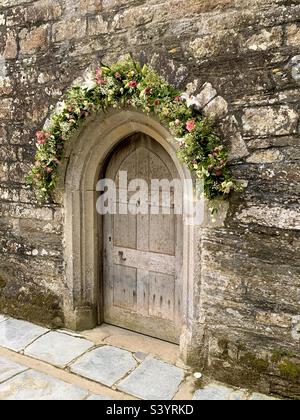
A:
[0,318,48,352]
[117,356,185,400]
[0,357,27,383]
[0,370,88,400]
[249,392,278,400]
[86,394,113,400]
[193,383,246,400]
[70,346,137,387]
[24,331,94,367]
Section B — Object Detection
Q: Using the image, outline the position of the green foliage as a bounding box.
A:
[27,56,242,202]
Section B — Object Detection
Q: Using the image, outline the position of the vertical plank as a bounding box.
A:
[149,211,176,256]
[136,269,149,316]
[113,265,137,311]
[113,211,137,249]
[149,272,175,321]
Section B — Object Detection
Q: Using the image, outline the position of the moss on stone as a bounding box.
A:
[0,292,64,329]
[271,349,294,363]
[278,360,300,381]
[241,352,269,373]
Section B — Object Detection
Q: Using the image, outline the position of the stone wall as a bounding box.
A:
[0,0,299,398]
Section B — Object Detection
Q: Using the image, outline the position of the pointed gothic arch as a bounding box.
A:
[57,109,198,355]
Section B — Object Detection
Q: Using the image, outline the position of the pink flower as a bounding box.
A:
[115,72,122,79]
[96,77,107,85]
[128,80,138,88]
[95,68,107,85]
[36,131,49,145]
[154,99,160,106]
[186,120,196,132]
[215,169,222,177]
[45,167,53,173]
[174,96,182,102]
[96,68,103,78]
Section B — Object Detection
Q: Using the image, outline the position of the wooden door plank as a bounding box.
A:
[136,269,150,316]
[112,246,175,275]
[149,272,175,321]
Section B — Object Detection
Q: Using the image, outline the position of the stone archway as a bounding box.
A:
[58,109,197,355]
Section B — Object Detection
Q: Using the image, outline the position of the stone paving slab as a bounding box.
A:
[0,357,28,384]
[86,394,113,400]
[70,345,137,387]
[0,370,89,400]
[117,356,185,400]
[193,383,247,400]
[24,331,94,368]
[0,315,282,401]
[249,392,278,400]
[0,318,48,352]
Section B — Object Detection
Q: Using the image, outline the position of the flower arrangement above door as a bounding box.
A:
[27,55,243,202]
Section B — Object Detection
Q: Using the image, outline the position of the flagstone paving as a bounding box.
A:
[193,383,247,401]
[249,393,278,401]
[0,318,48,352]
[70,346,137,387]
[0,357,27,383]
[117,356,185,400]
[24,331,94,368]
[0,315,282,400]
[0,370,89,400]
[87,394,113,400]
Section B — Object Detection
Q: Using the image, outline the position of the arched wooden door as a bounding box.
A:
[102,133,183,343]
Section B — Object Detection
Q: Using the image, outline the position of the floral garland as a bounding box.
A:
[27,56,242,202]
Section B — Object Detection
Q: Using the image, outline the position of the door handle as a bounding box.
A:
[118,251,127,261]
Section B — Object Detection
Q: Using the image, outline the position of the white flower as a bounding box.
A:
[54,100,66,115]
[221,181,234,194]
[82,73,97,91]
[43,118,52,131]
[199,167,210,177]
[181,93,201,110]
[59,121,71,134]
